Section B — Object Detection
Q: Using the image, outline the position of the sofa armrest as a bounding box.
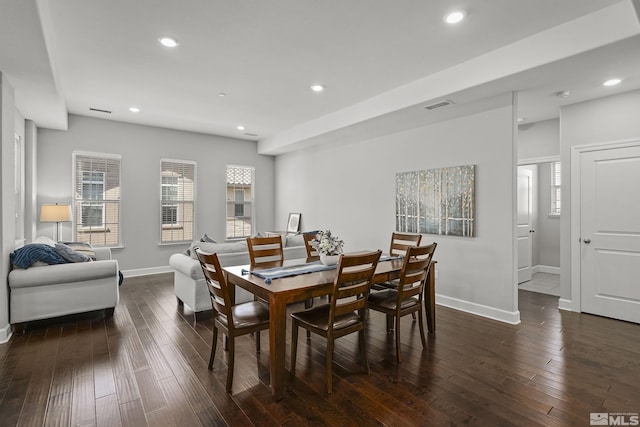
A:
[8,260,119,289]
[93,247,112,261]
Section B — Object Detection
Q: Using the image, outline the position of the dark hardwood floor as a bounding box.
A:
[1,273,639,426]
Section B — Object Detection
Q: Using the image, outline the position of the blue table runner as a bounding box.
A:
[249,255,401,281]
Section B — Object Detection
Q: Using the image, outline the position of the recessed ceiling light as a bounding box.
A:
[444,10,466,24]
[310,84,324,92]
[129,107,140,113]
[603,78,622,87]
[237,125,245,131]
[218,92,227,97]
[552,90,570,98]
[158,37,179,48]
[517,117,525,123]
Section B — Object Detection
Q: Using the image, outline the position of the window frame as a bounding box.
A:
[72,151,122,247]
[550,161,561,217]
[226,165,255,240]
[160,159,196,244]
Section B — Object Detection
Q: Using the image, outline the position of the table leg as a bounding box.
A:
[425,266,436,333]
[269,295,287,400]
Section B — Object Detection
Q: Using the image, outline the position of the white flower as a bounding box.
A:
[310,230,344,256]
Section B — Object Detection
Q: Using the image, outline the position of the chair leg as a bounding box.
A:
[411,312,416,321]
[386,314,393,333]
[290,321,299,374]
[256,330,261,353]
[226,336,235,393]
[304,299,312,339]
[417,308,427,349]
[395,316,402,364]
[209,326,218,370]
[326,336,334,394]
[224,334,228,351]
[359,328,370,374]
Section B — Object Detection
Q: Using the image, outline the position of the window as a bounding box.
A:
[73,152,121,247]
[161,159,196,243]
[226,165,254,239]
[550,161,561,216]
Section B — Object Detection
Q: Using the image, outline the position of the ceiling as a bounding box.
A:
[1,0,640,155]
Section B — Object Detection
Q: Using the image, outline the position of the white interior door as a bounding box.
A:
[580,144,640,324]
[517,168,533,283]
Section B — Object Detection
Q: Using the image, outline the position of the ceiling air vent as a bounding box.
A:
[424,100,454,110]
[244,133,258,137]
[89,107,112,114]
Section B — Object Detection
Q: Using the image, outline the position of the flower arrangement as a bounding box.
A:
[311,230,344,256]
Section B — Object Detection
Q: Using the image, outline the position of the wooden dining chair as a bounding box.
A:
[247,235,284,269]
[195,250,270,393]
[389,232,422,256]
[372,232,423,292]
[367,243,437,363]
[303,232,320,262]
[290,250,382,394]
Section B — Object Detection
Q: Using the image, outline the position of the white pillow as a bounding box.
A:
[33,236,57,247]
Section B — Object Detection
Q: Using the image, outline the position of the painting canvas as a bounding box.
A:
[396,165,475,237]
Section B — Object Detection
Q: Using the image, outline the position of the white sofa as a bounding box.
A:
[8,246,120,325]
[169,234,308,313]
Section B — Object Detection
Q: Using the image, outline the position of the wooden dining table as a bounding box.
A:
[224,256,437,400]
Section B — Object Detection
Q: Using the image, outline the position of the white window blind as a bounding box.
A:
[551,161,561,216]
[161,159,196,243]
[226,165,254,239]
[73,152,121,247]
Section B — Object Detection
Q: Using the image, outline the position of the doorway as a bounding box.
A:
[517,159,561,297]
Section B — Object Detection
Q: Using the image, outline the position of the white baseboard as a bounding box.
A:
[122,266,173,278]
[0,324,13,344]
[558,298,575,312]
[532,265,560,275]
[436,294,521,325]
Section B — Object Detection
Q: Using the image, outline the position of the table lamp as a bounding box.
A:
[40,203,72,242]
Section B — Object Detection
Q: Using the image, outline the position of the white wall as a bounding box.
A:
[518,118,561,272]
[37,115,276,272]
[536,162,560,268]
[275,104,519,323]
[560,89,640,306]
[0,73,16,342]
[518,118,560,160]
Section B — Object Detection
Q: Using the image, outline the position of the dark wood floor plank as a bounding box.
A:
[3,276,640,426]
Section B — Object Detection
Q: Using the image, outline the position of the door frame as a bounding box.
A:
[570,138,640,312]
[517,156,560,286]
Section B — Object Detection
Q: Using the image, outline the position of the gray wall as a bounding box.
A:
[560,89,640,305]
[1,73,16,342]
[518,119,560,160]
[537,162,560,268]
[275,104,519,322]
[518,118,561,271]
[37,115,276,271]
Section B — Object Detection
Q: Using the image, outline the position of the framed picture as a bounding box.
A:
[287,213,301,233]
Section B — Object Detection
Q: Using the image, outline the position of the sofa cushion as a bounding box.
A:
[285,233,305,248]
[10,244,68,268]
[54,243,92,263]
[188,241,248,259]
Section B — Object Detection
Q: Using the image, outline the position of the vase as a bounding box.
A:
[320,254,340,266]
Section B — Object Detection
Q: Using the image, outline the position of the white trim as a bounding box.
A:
[518,155,560,165]
[436,295,521,325]
[558,298,574,311]
[570,138,640,314]
[532,264,560,275]
[122,266,173,278]
[0,324,13,344]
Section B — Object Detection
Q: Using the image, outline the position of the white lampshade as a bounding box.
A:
[40,204,72,222]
